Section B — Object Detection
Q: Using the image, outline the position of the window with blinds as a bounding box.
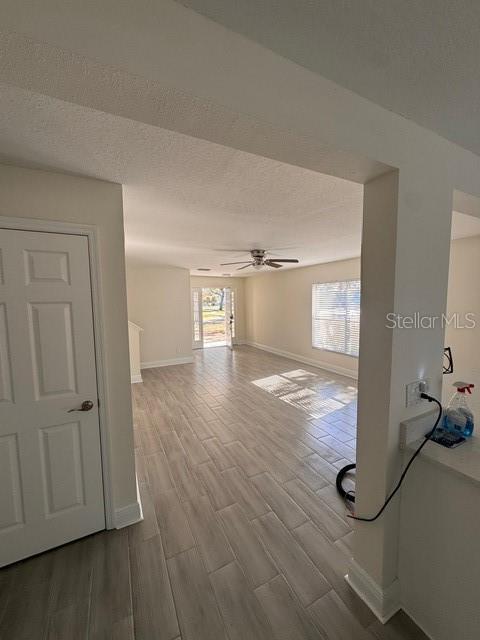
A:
[312,280,360,357]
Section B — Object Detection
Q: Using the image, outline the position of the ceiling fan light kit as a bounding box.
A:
[221,249,299,271]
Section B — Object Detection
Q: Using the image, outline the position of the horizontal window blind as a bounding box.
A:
[312,280,360,357]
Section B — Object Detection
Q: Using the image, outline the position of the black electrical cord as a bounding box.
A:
[336,463,356,504]
[340,393,442,522]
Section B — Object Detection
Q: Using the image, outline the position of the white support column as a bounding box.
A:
[348,169,453,621]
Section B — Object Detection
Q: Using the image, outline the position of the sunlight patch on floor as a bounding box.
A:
[251,369,357,418]
[282,369,318,381]
[251,374,300,396]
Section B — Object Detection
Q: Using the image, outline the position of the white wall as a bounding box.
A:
[245,258,360,378]
[126,272,245,364]
[244,234,480,386]
[0,164,137,516]
[444,235,480,416]
[126,264,192,366]
[399,445,480,640]
[190,276,246,343]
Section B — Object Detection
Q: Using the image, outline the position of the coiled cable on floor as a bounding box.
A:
[335,393,443,522]
[335,462,356,504]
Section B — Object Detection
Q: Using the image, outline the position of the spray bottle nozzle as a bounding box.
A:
[453,381,474,394]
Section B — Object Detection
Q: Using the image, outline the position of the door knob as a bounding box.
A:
[68,400,95,412]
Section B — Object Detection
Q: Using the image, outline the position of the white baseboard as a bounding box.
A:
[141,356,194,369]
[114,477,144,529]
[244,341,358,380]
[114,500,143,528]
[131,373,143,384]
[346,559,401,623]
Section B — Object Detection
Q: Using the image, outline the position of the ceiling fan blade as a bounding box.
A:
[214,249,255,253]
[220,261,252,266]
[267,258,299,263]
[266,261,283,268]
[237,263,254,270]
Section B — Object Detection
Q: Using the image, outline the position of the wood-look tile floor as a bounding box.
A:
[0,346,428,640]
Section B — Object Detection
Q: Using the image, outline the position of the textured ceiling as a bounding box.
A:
[2,0,480,158]
[179,0,480,156]
[1,83,477,276]
[0,28,387,185]
[0,84,364,274]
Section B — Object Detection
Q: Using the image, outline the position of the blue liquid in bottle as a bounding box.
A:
[443,410,474,437]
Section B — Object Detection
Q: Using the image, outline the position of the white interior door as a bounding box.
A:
[192,287,204,349]
[224,287,233,350]
[0,228,105,567]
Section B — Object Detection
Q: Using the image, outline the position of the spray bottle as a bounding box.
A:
[443,381,475,437]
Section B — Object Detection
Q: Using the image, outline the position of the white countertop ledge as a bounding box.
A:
[407,434,480,486]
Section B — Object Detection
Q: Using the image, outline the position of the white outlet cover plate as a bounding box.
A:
[405,380,429,407]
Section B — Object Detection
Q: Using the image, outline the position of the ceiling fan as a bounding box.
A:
[221,249,299,271]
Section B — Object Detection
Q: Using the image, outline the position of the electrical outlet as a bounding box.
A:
[405,379,429,407]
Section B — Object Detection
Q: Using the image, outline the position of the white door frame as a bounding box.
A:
[191,286,204,349]
[224,287,233,350]
[0,215,115,529]
[226,287,237,346]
